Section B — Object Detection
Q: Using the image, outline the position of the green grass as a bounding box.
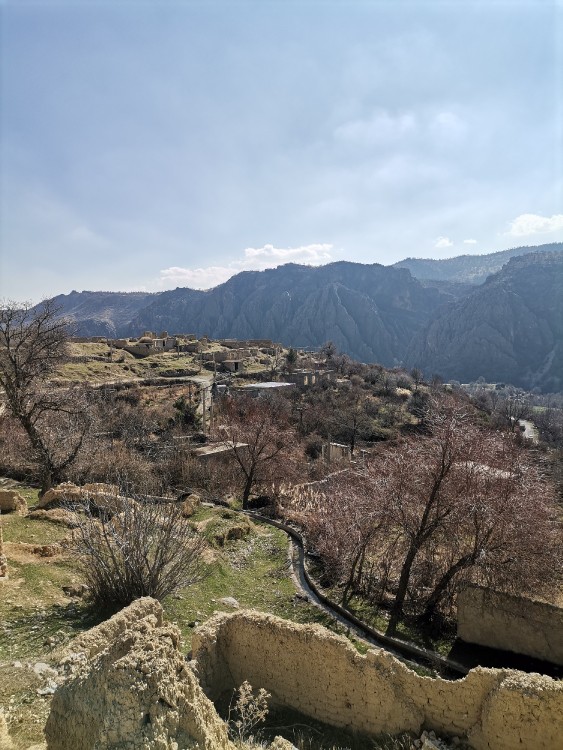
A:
[332,592,454,658]
[164,518,341,650]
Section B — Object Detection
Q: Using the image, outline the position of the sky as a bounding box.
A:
[1,0,563,302]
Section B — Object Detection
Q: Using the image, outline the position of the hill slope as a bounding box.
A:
[49,290,157,337]
[408,251,563,391]
[128,262,452,365]
[393,242,563,284]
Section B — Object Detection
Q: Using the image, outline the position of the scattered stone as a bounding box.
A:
[33,663,57,678]
[219,596,239,609]
[37,681,58,696]
[62,583,89,598]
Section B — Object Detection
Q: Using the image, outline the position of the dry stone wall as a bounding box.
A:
[192,610,563,750]
[457,585,563,665]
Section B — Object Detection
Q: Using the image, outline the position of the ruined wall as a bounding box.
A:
[457,585,563,666]
[46,598,234,750]
[192,610,563,750]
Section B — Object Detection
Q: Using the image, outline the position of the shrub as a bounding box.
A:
[72,494,206,608]
[228,681,270,745]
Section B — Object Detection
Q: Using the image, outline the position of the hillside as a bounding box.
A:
[49,290,157,337]
[39,243,563,390]
[128,262,451,366]
[393,242,563,284]
[409,251,563,392]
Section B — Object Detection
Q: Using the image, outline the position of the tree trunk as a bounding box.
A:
[386,543,419,635]
[342,545,363,607]
[241,467,255,509]
[418,553,477,625]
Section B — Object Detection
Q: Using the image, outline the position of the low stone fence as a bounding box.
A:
[192,610,563,750]
[457,584,563,665]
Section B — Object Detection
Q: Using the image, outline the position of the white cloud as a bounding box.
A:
[506,213,563,237]
[434,236,453,249]
[158,243,334,290]
[242,243,333,265]
[463,239,478,244]
[158,266,236,289]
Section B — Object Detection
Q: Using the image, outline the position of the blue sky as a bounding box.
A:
[1,0,562,301]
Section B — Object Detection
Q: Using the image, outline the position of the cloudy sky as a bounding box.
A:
[1,0,562,301]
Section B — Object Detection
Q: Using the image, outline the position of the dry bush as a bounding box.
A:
[228,681,270,745]
[70,439,163,495]
[71,494,206,607]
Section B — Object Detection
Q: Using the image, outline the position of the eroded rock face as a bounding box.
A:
[0,489,27,515]
[46,598,234,750]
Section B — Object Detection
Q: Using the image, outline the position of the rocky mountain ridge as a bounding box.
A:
[407,250,563,392]
[39,243,563,391]
[393,242,562,284]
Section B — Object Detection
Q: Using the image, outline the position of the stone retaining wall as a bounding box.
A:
[192,610,563,750]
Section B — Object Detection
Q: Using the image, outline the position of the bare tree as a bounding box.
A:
[214,395,295,508]
[0,300,91,494]
[286,395,562,635]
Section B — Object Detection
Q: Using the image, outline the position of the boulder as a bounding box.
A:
[181,493,201,518]
[269,738,297,750]
[219,597,240,609]
[0,489,27,515]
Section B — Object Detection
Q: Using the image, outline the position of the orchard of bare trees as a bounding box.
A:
[283,398,563,635]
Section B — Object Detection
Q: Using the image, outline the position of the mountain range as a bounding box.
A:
[46,242,563,392]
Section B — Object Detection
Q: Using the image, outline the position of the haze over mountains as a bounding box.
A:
[47,242,563,392]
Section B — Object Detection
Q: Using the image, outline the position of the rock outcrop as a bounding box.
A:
[45,598,234,750]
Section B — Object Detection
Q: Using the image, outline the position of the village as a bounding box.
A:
[1,312,562,750]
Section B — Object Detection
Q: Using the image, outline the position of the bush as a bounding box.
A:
[72,494,206,608]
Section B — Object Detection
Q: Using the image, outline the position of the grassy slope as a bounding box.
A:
[0,488,344,748]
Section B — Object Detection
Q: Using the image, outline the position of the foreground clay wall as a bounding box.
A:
[457,585,563,666]
[192,610,563,750]
[46,598,235,750]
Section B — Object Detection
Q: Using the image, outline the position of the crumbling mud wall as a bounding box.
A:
[192,610,563,750]
[45,598,234,750]
[457,584,563,665]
